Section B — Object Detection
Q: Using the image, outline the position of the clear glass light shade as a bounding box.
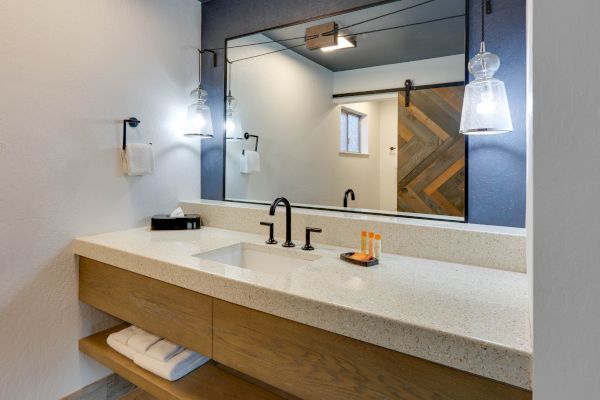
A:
[460,48,513,135]
[225,94,243,140]
[184,86,213,138]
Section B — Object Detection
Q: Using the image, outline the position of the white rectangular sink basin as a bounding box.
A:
[194,242,320,275]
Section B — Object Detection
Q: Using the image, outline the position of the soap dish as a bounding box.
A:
[151,214,202,230]
[340,252,379,267]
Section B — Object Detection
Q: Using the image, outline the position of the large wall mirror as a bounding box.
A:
[224,0,467,221]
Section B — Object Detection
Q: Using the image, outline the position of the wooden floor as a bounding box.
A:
[120,388,157,400]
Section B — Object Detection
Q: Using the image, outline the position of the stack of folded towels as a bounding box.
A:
[107,325,210,381]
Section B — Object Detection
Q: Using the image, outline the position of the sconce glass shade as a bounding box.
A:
[225,93,243,140]
[184,85,213,138]
[460,48,513,135]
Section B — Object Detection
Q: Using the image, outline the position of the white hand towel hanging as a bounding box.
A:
[122,143,154,176]
[240,150,260,174]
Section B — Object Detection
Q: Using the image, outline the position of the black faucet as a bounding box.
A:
[343,189,355,208]
[269,197,294,247]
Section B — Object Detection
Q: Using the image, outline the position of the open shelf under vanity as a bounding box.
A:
[79,324,287,400]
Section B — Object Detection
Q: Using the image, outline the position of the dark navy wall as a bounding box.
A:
[467,0,526,227]
[201,0,526,228]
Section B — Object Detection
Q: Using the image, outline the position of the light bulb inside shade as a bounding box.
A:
[475,89,497,115]
[225,113,244,140]
[321,36,356,52]
[184,86,213,138]
[225,118,235,133]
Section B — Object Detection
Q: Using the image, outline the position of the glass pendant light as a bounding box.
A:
[460,0,513,135]
[225,92,243,140]
[225,63,244,140]
[184,49,214,138]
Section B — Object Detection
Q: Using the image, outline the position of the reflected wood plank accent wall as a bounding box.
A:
[397,86,466,217]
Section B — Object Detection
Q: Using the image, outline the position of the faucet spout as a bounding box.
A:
[269,197,294,247]
[343,189,355,208]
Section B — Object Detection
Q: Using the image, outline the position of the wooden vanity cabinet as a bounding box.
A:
[212,299,531,400]
[79,258,532,400]
[79,258,213,357]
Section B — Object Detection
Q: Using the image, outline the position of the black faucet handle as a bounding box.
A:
[260,221,277,245]
[302,227,322,251]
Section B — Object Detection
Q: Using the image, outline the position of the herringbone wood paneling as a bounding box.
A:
[397,86,465,217]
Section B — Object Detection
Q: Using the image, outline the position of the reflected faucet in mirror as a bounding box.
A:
[343,189,355,208]
[269,197,294,247]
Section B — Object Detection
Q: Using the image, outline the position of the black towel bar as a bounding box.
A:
[122,117,140,150]
[242,132,259,155]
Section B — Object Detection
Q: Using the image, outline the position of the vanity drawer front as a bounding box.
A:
[79,257,212,357]
[213,299,531,400]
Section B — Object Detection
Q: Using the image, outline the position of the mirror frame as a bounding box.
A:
[222,0,470,223]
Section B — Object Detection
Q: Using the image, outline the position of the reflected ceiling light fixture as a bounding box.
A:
[184,49,217,138]
[305,22,356,52]
[320,35,357,52]
[225,60,244,141]
[459,0,513,135]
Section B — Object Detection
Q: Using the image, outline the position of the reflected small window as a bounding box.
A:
[340,109,363,153]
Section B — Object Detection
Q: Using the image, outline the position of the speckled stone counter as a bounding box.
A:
[180,200,527,273]
[73,227,531,389]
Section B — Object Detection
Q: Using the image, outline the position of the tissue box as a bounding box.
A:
[151,214,202,230]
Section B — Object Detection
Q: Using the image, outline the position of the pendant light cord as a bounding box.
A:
[198,49,202,85]
[481,0,485,44]
[339,0,435,31]
[208,0,441,52]
[228,14,463,63]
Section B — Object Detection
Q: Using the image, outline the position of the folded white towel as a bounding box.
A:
[145,339,184,362]
[109,325,140,345]
[127,329,162,354]
[122,143,154,176]
[134,350,210,381]
[240,150,260,174]
[107,335,139,360]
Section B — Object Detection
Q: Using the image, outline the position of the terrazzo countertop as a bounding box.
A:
[73,227,531,389]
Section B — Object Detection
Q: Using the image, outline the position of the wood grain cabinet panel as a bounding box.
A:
[213,299,531,400]
[79,324,285,400]
[79,257,212,357]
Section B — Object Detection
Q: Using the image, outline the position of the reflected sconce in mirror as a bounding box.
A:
[460,0,513,135]
[225,61,244,141]
[184,49,217,139]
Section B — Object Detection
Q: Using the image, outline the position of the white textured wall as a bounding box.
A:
[336,101,382,210]
[226,36,384,209]
[378,99,398,211]
[0,0,202,398]
[333,54,465,94]
[532,0,600,397]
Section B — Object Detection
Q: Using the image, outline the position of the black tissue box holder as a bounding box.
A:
[151,214,202,230]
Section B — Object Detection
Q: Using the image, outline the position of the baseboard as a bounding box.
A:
[60,373,135,400]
